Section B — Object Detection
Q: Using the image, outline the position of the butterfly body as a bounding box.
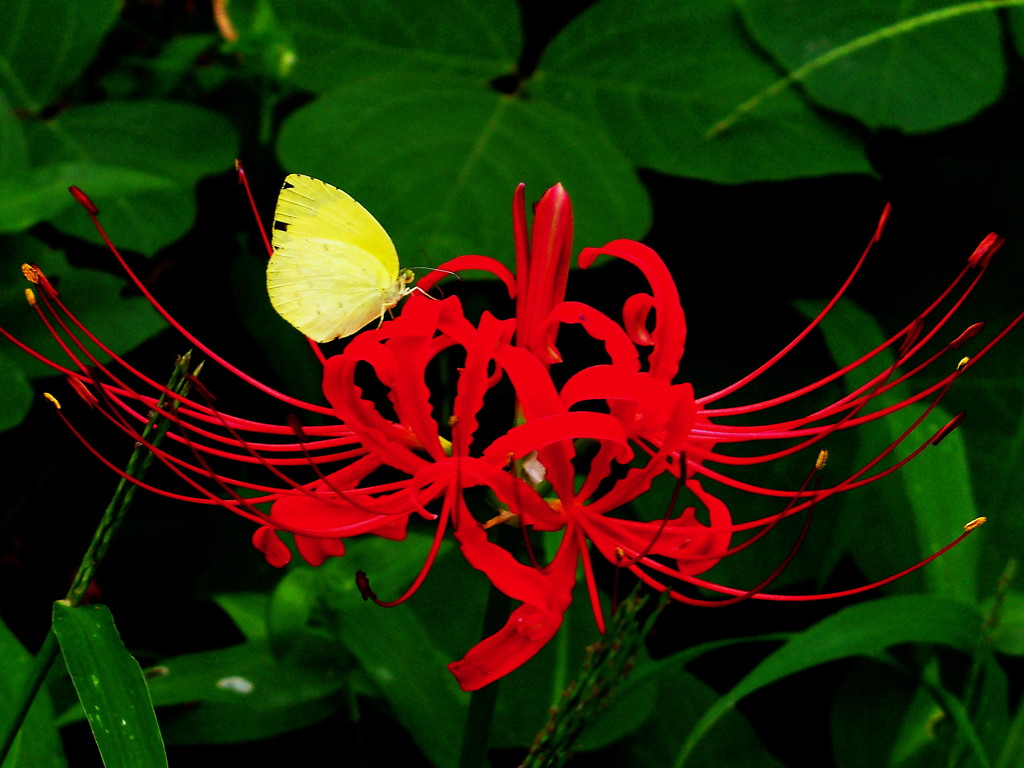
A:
[268,174,414,342]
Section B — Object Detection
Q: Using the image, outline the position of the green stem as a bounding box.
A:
[0,353,196,764]
[66,354,192,604]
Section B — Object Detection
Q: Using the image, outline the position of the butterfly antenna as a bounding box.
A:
[234,160,273,259]
[409,266,461,299]
[410,266,463,280]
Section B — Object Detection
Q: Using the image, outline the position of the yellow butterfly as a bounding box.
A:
[268,174,415,342]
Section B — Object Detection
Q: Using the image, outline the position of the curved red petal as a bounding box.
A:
[252,526,292,568]
[579,239,686,380]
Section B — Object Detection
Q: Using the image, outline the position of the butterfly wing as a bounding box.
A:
[268,174,401,342]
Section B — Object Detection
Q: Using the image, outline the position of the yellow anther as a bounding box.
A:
[43,392,61,409]
[963,517,986,532]
[815,449,829,470]
[957,356,970,371]
[21,263,41,283]
[25,288,36,306]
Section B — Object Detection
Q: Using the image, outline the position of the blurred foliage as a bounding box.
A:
[2,1,1024,767]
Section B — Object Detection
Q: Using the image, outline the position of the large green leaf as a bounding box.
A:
[0,163,173,234]
[739,0,1006,133]
[531,0,872,183]
[24,100,238,255]
[674,595,981,766]
[0,620,66,768]
[273,0,522,92]
[52,602,167,768]
[276,71,650,269]
[0,0,120,113]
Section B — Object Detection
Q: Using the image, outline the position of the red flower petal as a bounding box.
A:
[447,512,578,691]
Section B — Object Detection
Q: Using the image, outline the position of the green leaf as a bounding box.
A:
[675,595,981,766]
[274,0,522,92]
[210,592,270,644]
[25,100,239,255]
[531,0,872,183]
[276,71,650,269]
[0,619,66,768]
[0,0,121,112]
[738,0,1006,133]
[267,566,318,647]
[0,163,174,234]
[52,602,167,768]
[143,641,347,744]
[795,297,981,603]
[0,90,29,177]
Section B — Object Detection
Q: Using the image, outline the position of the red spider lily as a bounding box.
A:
[2,177,1019,693]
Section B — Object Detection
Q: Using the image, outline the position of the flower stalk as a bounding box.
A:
[523,585,668,768]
